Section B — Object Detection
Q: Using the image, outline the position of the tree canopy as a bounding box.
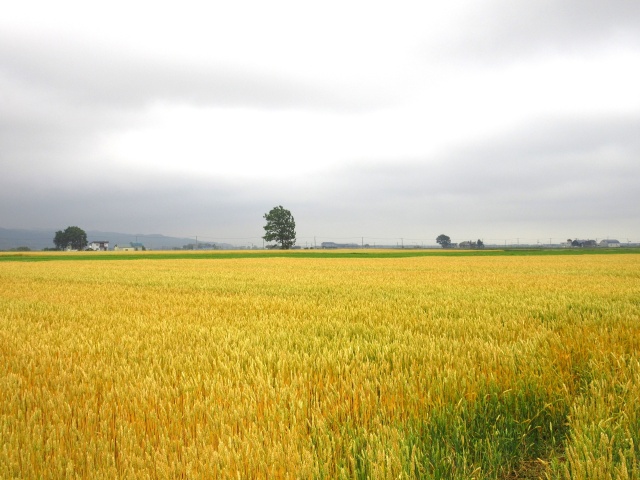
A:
[436,234,452,248]
[53,226,88,251]
[263,206,296,249]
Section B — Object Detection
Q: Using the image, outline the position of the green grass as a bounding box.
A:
[1,247,639,262]
[401,383,569,478]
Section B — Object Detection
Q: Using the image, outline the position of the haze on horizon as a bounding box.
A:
[2,1,639,246]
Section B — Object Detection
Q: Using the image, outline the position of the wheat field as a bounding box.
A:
[1,251,639,479]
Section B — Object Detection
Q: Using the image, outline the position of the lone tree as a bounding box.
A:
[53,226,88,251]
[436,234,452,248]
[263,206,296,249]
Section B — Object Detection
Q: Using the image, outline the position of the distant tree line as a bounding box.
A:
[436,234,484,249]
[181,242,221,250]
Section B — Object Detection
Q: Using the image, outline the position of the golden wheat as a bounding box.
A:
[0,252,638,478]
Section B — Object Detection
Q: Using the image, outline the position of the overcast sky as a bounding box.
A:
[2,1,639,246]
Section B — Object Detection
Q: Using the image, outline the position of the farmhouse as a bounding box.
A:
[458,240,483,249]
[599,239,621,247]
[114,242,146,251]
[87,241,109,251]
[572,239,597,247]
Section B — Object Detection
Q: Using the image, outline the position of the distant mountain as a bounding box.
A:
[0,227,234,251]
[0,228,54,251]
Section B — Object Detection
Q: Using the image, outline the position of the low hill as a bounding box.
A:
[0,228,233,251]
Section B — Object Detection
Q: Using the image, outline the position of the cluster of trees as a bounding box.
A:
[460,239,485,249]
[436,234,484,249]
[567,239,596,247]
[53,226,88,251]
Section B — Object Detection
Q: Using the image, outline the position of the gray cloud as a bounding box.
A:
[0,33,375,112]
[308,113,640,239]
[434,0,640,63]
[0,171,265,238]
[2,113,638,242]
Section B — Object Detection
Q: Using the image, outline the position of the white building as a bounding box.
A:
[87,241,109,251]
[113,242,146,251]
[599,239,621,247]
